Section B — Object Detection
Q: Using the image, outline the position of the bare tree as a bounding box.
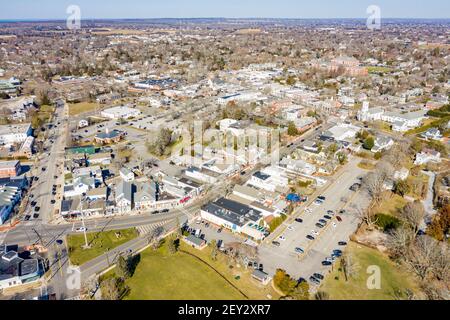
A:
[355,206,378,230]
[399,201,425,235]
[387,227,415,259]
[404,236,440,281]
[340,253,360,281]
[362,161,393,204]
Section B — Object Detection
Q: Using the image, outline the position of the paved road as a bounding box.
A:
[421,170,437,227]
[258,157,369,287]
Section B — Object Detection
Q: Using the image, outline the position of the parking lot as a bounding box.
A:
[257,156,370,287]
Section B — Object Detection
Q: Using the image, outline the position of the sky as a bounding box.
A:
[1,0,449,20]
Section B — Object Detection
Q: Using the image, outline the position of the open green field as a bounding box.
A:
[367,66,394,74]
[118,242,280,300]
[67,228,138,266]
[69,102,100,116]
[320,242,420,300]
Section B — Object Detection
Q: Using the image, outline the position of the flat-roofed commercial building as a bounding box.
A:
[200,197,267,241]
[100,106,141,120]
[0,123,32,145]
[0,160,21,178]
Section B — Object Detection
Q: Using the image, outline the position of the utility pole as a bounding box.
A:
[80,197,90,249]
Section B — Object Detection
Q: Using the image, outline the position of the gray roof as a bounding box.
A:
[116,180,133,202]
[135,181,158,202]
[252,269,269,280]
[202,197,262,227]
[185,235,205,247]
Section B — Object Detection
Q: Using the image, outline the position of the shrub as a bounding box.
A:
[375,213,401,232]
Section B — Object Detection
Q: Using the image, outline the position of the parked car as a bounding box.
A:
[309,276,321,285]
[319,219,327,224]
[324,215,332,220]
[327,210,335,216]
[24,215,31,221]
[272,241,281,247]
[75,227,87,233]
[278,236,286,241]
[295,218,303,223]
[338,241,348,246]
[315,223,325,228]
[33,213,39,219]
[295,247,304,254]
[313,273,324,280]
[306,235,315,241]
[51,199,56,204]
[336,216,343,222]
[34,207,40,212]
[322,260,332,266]
[350,183,361,192]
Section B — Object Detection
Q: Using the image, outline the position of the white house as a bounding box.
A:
[421,128,443,141]
[394,168,410,181]
[119,167,135,182]
[115,180,133,213]
[64,176,95,198]
[414,149,441,166]
[278,156,317,176]
[371,136,394,153]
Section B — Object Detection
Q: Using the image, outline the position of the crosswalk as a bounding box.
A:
[136,221,169,236]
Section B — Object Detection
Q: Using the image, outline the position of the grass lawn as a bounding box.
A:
[69,102,100,116]
[319,242,420,300]
[121,242,280,300]
[67,228,138,266]
[358,160,375,170]
[374,193,407,217]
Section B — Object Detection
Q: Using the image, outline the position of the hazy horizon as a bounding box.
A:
[1,0,449,20]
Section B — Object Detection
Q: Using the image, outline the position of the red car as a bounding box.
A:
[336,216,343,222]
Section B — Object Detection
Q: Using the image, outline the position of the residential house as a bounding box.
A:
[119,167,135,182]
[414,149,441,166]
[421,128,443,141]
[115,180,133,213]
[371,136,394,153]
